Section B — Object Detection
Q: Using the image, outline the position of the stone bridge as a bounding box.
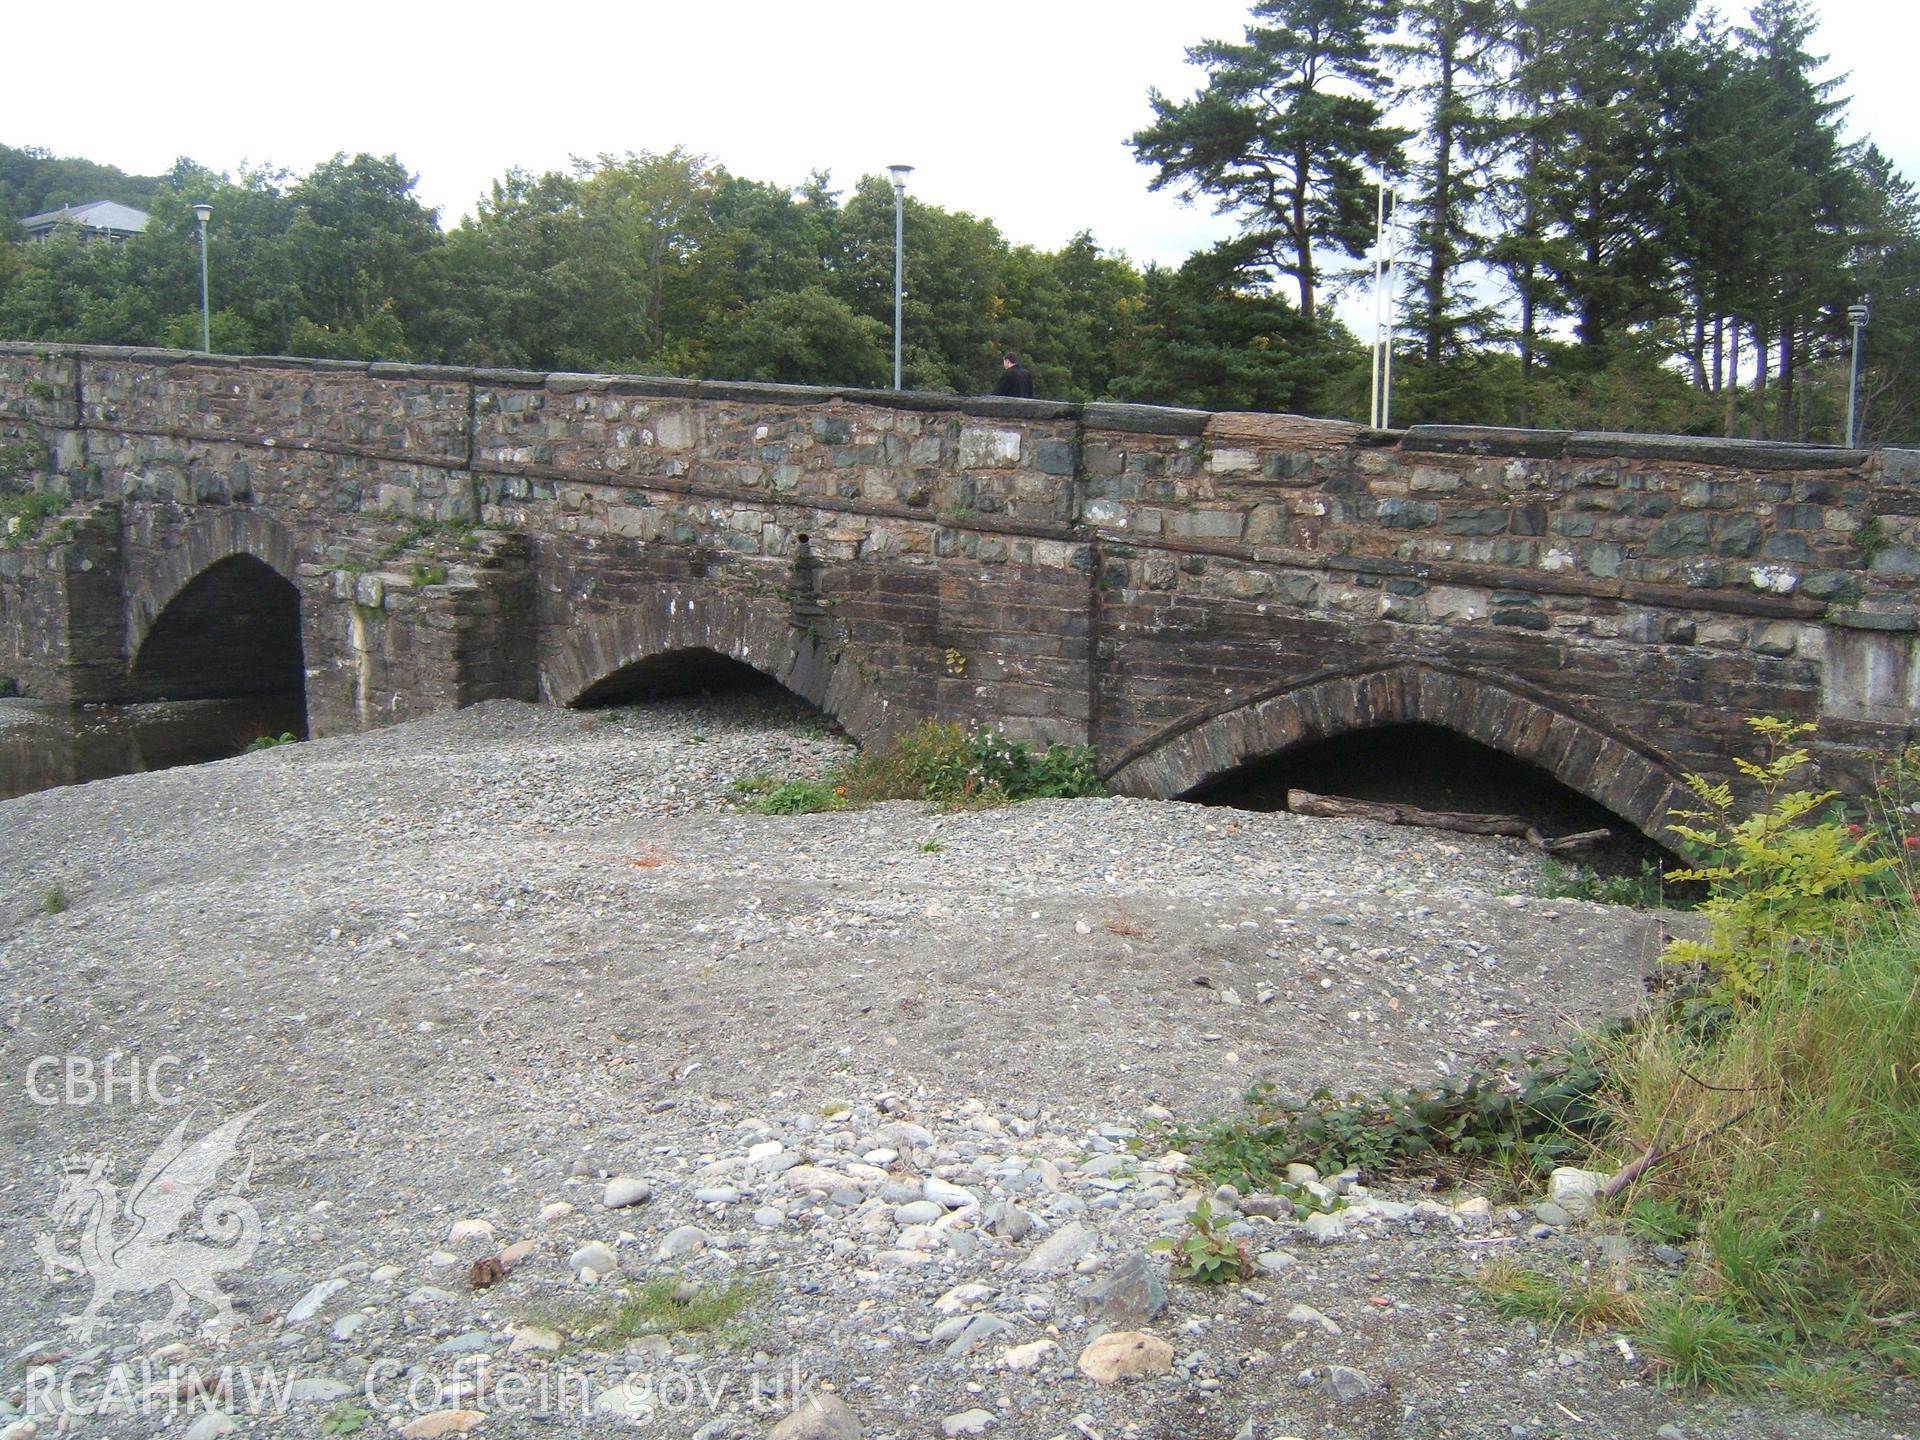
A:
[4,341,1919,838]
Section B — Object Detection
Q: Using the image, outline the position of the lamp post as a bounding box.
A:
[887,165,913,390]
[1846,298,1871,448]
[191,203,213,353]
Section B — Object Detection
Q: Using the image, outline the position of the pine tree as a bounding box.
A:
[1388,0,1512,360]
[1131,0,1409,322]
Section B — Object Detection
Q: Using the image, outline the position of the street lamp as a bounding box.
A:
[887,165,913,390]
[191,203,213,353]
[1846,298,1871,448]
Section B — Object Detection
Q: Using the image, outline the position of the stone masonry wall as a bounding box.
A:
[1,341,1915,824]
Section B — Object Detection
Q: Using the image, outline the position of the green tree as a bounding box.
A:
[440,167,587,368]
[1388,0,1511,359]
[1512,0,1694,354]
[828,175,1008,392]
[1113,241,1358,413]
[704,286,887,386]
[1131,0,1408,322]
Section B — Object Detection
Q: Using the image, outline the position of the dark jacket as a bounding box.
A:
[994,363,1034,398]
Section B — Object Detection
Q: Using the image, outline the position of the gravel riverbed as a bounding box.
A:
[0,695,1908,1440]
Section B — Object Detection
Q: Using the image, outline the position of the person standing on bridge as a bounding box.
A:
[994,351,1035,398]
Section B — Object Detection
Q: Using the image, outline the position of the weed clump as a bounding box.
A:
[1534,858,1672,909]
[1,486,69,549]
[537,1276,752,1351]
[751,720,1104,815]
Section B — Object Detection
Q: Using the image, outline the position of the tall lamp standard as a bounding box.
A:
[1846,298,1871,448]
[887,165,913,390]
[191,203,213,353]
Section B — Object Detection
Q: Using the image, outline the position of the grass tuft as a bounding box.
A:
[538,1276,752,1351]
[1475,1257,1644,1337]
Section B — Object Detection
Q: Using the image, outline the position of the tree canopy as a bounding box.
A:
[3,5,1916,447]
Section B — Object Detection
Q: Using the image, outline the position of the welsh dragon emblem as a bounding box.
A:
[34,1107,263,1341]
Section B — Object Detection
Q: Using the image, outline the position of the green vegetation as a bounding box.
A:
[1662,717,1892,999]
[753,720,1105,816]
[1,486,69,548]
[1852,515,1890,563]
[244,732,300,752]
[543,1276,752,1351]
[1158,1041,1615,1190]
[1476,1257,1645,1337]
[1149,1197,1252,1284]
[42,885,68,915]
[319,1401,371,1436]
[1534,858,1672,909]
[1159,719,1920,1404]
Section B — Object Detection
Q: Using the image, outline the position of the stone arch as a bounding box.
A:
[1103,662,1690,837]
[542,589,888,742]
[128,508,301,659]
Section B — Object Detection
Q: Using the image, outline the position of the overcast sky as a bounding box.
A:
[7,0,1915,273]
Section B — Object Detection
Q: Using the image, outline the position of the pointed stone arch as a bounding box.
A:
[128,508,301,658]
[542,589,888,742]
[1103,663,1691,837]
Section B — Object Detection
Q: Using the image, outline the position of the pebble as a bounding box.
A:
[1302,1211,1347,1245]
[0,697,1703,1440]
[285,1277,346,1326]
[568,1241,618,1275]
[603,1177,653,1209]
[942,1409,996,1437]
[657,1224,710,1260]
[767,1393,863,1440]
[1078,1330,1175,1384]
[398,1413,486,1439]
[1083,1250,1167,1326]
[1018,1220,1095,1273]
[182,1413,235,1440]
[1325,1364,1374,1402]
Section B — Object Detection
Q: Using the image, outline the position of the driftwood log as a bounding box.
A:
[1285,789,1611,854]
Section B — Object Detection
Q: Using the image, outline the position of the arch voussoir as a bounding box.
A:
[1105,663,1690,837]
[543,590,878,743]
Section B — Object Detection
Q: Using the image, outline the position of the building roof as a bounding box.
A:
[20,199,150,235]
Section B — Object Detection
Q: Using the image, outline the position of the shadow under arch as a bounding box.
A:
[1103,662,1691,839]
[542,590,886,743]
[127,508,301,659]
[126,511,306,707]
[128,554,305,703]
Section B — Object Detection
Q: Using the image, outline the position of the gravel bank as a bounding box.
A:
[0,696,1905,1440]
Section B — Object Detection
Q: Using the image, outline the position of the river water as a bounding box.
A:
[0,695,308,801]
